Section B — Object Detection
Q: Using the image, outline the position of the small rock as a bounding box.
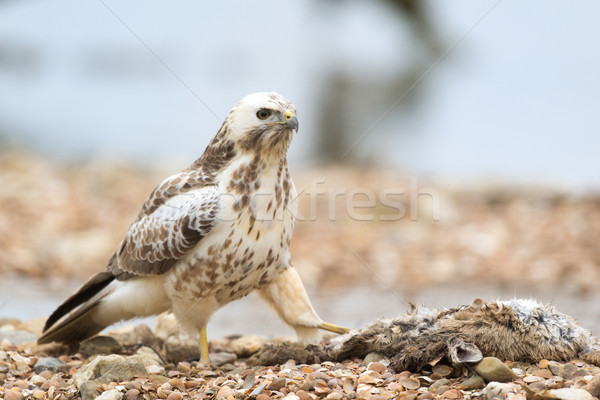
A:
[0,328,37,345]
[268,377,287,391]
[432,363,453,378]
[367,362,387,373]
[256,394,270,400]
[125,389,140,400]
[547,388,593,400]
[325,391,343,400]
[538,359,550,369]
[441,389,461,399]
[429,378,450,392]
[548,361,564,376]
[133,346,164,367]
[401,377,420,390]
[230,335,266,357]
[96,389,122,400]
[282,394,300,400]
[108,324,156,346]
[585,374,600,397]
[460,375,485,390]
[362,352,388,365]
[209,351,237,366]
[560,364,587,380]
[73,354,147,400]
[482,382,514,397]
[4,389,24,400]
[80,336,123,357]
[532,368,553,379]
[475,357,517,382]
[34,357,66,373]
[296,389,310,400]
[166,392,183,400]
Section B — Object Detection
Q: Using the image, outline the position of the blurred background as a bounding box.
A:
[1,0,599,339]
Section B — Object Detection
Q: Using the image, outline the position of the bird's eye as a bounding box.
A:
[256,109,272,120]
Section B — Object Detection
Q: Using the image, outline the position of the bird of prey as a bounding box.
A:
[38,92,348,362]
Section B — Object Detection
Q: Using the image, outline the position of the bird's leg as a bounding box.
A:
[259,267,349,343]
[199,326,211,364]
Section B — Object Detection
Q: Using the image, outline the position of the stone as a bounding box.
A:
[367,362,387,373]
[230,335,266,357]
[429,378,450,392]
[155,314,200,362]
[34,357,66,373]
[125,389,140,400]
[0,327,37,345]
[73,354,147,400]
[475,357,517,382]
[80,336,123,357]
[482,382,514,397]
[296,390,310,400]
[209,351,237,366]
[548,361,564,376]
[268,377,287,391]
[362,352,388,365]
[585,374,600,397]
[460,375,485,390]
[166,392,183,400]
[132,345,164,366]
[96,389,123,400]
[108,324,156,346]
[432,363,453,378]
[547,388,593,400]
[560,364,586,380]
[4,389,24,400]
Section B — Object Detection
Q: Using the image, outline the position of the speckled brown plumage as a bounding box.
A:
[39,92,332,351]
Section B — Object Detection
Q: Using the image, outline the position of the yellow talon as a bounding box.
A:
[319,322,350,335]
[200,327,211,364]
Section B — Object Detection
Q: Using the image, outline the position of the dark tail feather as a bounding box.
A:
[38,272,115,345]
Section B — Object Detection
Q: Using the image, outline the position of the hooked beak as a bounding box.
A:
[285,115,299,131]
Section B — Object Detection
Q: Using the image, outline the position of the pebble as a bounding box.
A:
[4,389,24,400]
[125,389,140,400]
[166,392,183,400]
[209,351,237,367]
[475,357,518,382]
[33,357,66,373]
[548,387,593,400]
[96,389,122,400]
[0,329,37,345]
[482,382,515,397]
[368,362,387,373]
[79,336,123,357]
[362,352,388,365]
[460,375,485,389]
[296,389,310,400]
[432,363,453,378]
[429,378,450,392]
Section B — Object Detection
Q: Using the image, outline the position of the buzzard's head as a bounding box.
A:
[225,92,298,155]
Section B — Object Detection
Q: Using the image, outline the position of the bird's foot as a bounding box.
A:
[319,322,350,335]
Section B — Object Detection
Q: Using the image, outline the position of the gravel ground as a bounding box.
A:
[1,327,600,400]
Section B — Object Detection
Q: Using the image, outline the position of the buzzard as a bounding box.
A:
[38,92,348,362]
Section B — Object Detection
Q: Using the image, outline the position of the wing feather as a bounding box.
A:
[108,183,220,279]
